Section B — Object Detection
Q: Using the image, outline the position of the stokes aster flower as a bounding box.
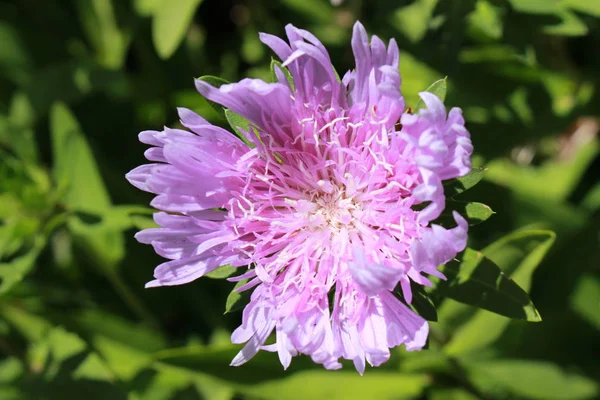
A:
[127,22,472,373]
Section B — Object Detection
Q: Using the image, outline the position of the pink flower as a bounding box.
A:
[127,22,472,373]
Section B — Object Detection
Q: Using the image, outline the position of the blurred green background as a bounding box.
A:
[1,0,599,399]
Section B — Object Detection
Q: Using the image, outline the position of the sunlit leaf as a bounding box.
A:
[438,201,495,226]
[415,77,448,110]
[269,59,294,89]
[224,109,254,147]
[240,371,430,400]
[464,359,598,400]
[152,0,203,59]
[391,0,438,43]
[75,0,131,69]
[0,236,45,295]
[205,264,237,279]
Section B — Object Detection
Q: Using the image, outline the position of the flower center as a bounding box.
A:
[286,181,361,232]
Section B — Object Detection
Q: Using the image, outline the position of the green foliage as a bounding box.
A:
[151,0,204,59]
[0,0,599,399]
[415,77,447,110]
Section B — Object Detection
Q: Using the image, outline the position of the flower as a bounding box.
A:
[126,21,472,374]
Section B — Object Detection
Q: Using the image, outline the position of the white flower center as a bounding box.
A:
[287,182,361,231]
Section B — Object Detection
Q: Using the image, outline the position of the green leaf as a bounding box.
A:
[438,201,495,226]
[93,335,151,381]
[224,109,254,147]
[152,0,203,59]
[442,230,555,355]
[224,280,251,314]
[196,76,229,119]
[205,264,237,279]
[397,282,438,322]
[269,59,294,89]
[75,0,131,69]
[543,9,588,36]
[280,0,333,24]
[133,0,163,16]
[391,0,439,43]
[415,77,448,110]
[443,168,486,198]
[240,371,430,400]
[0,22,33,85]
[464,359,598,400]
[466,0,504,41]
[570,274,600,330]
[562,0,600,17]
[50,103,111,213]
[0,236,45,295]
[399,52,441,108]
[483,229,556,287]
[430,388,479,400]
[439,248,541,321]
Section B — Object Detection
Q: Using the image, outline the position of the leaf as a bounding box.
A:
[224,280,251,314]
[442,230,555,355]
[50,103,111,213]
[438,201,495,226]
[196,75,229,119]
[429,388,479,400]
[280,0,333,24]
[439,248,541,321]
[133,0,163,16]
[269,59,294,89]
[239,371,430,400]
[399,52,441,108]
[224,109,254,147]
[483,229,556,288]
[0,22,33,85]
[205,264,237,279]
[570,274,600,330]
[466,0,504,41]
[0,236,46,295]
[152,0,203,59]
[155,345,429,396]
[415,77,448,110]
[396,282,438,322]
[391,0,439,43]
[443,168,486,198]
[75,0,131,69]
[464,359,598,400]
[93,335,151,381]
